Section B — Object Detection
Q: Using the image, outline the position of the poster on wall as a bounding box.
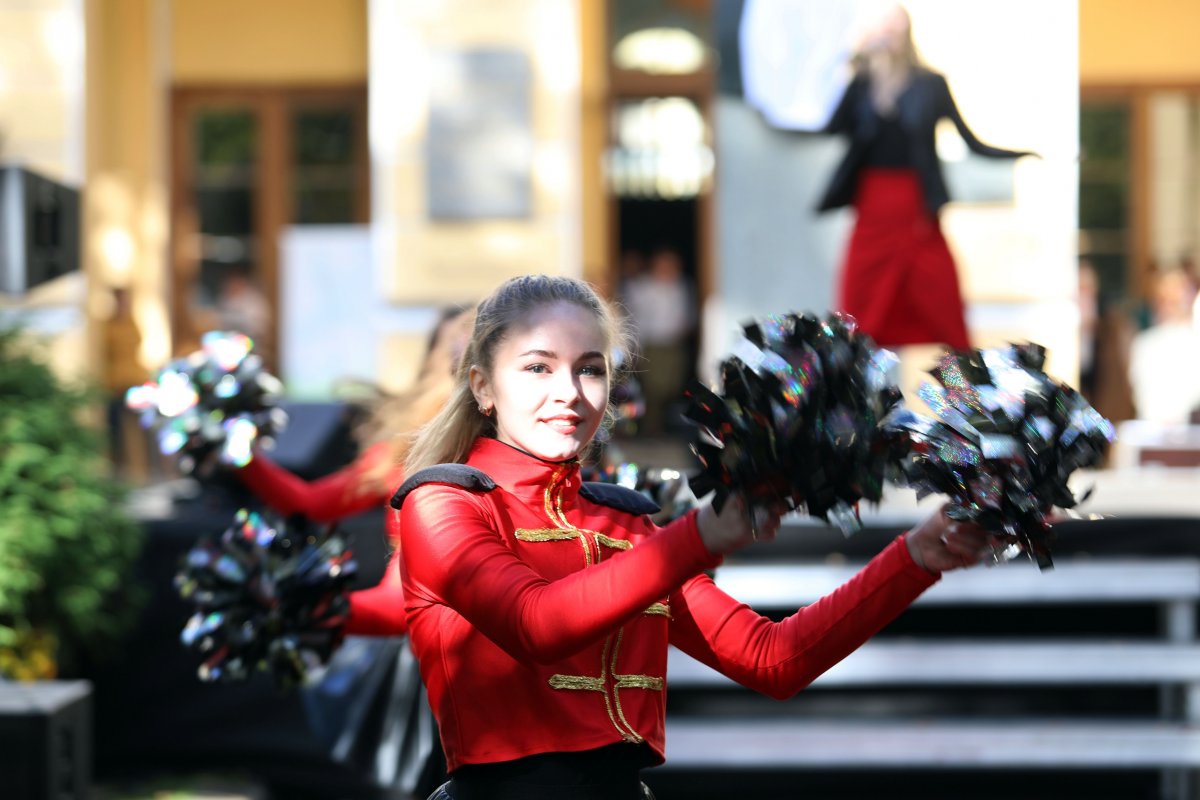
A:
[280,226,376,399]
[425,48,533,220]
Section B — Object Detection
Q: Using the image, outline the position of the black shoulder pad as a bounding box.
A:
[579,482,660,516]
[390,465,496,510]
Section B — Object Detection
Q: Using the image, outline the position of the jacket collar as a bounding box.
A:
[466,437,582,513]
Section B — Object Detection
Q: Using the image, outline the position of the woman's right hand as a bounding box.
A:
[696,494,785,556]
[904,504,994,574]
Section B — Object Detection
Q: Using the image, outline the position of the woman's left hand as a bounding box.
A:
[905,504,995,574]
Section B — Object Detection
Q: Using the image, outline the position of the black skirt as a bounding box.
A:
[431,742,657,800]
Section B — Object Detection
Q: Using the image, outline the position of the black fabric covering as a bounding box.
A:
[390,465,497,510]
[579,482,661,517]
[270,401,365,481]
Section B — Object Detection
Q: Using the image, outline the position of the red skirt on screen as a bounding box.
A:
[835,168,970,351]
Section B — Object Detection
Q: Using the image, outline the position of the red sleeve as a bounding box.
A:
[668,535,938,700]
[234,441,396,522]
[345,548,408,636]
[400,484,721,664]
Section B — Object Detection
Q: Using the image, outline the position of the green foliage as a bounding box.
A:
[0,327,144,677]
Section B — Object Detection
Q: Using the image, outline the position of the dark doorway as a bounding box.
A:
[618,198,699,288]
[616,197,701,436]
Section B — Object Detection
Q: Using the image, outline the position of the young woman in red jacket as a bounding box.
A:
[393,274,992,800]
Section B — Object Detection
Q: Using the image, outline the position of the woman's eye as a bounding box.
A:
[579,364,606,377]
[526,363,550,374]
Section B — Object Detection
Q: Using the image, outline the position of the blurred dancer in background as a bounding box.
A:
[232,305,473,797]
[817,2,1035,351]
[235,305,473,633]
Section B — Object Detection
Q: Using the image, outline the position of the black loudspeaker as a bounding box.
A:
[0,164,81,295]
[268,401,365,481]
[0,681,92,800]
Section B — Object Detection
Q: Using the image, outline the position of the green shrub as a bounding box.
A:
[0,327,144,679]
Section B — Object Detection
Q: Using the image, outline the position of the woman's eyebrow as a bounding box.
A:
[517,349,605,360]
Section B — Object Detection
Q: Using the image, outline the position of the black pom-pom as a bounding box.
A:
[683,312,909,534]
[887,343,1115,569]
[175,509,357,689]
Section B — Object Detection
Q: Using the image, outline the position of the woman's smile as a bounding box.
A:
[542,413,582,434]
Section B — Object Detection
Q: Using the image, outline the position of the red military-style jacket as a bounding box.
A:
[395,437,939,773]
[238,440,408,635]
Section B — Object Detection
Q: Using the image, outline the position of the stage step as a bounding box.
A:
[659,718,1200,769]
[667,640,1200,688]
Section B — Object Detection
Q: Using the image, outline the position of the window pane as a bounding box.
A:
[1079,102,1131,297]
[609,0,712,72]
[196,187,253,236]
[196,110,256,166]
[608,97,713,199]
[1079,182,1127,231]
[294,110,355,164]
[1080,105,1130,162]
[189,109,263,342]
[292,108,359,224]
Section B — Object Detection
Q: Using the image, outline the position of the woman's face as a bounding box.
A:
[861,3,910,58]
[471,300,610,462]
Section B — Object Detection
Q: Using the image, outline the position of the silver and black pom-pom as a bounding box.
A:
[125,331,287,474]
[175,508,357,689]
[684,312,909,534]
[887,343,1115,569]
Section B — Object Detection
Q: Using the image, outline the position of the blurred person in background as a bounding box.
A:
[816,2,1035,352]
[1076,258,1135,430]
[1128,267,1200,424]
[216,262,272,344]
[615,248,647,310]
[622,246,696,437]
[235,305,475,635]
[225,306,473,797]
[104,286,153,482]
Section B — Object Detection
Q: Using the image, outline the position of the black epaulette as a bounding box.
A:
[390,464,497,510]
[579,482,661,516]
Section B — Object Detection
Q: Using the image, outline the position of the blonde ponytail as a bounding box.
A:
[404,380,491,474]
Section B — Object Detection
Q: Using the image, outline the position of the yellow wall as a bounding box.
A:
[369,0,582,305]
[580,0,609,292]
[0,0,81,183]
[1081,0,1200,83]
[171,0,367,83]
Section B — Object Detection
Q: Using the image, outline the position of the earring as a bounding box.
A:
[479,403,492,417]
